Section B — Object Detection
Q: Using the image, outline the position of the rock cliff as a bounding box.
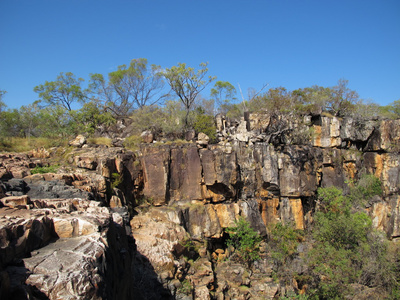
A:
[0,113,399,299]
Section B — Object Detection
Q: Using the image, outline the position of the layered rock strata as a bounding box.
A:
[1,113,400,299]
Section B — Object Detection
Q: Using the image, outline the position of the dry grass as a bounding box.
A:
[0,137,68,153]
[123,135,142,151]
[87,137,112,146]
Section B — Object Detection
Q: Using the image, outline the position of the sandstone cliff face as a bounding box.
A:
[124,114,400,298]
[1,113,400,299]
[142,115,398,232]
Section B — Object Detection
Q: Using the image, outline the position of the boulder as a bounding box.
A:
[141,130,154,143]
[68,135,86,147]
[185,129,196,141]
[197,132,210,146]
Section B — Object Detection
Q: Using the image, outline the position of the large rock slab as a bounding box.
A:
[169,146,203,202]
[141,145,170,206]
[0,200,135,300]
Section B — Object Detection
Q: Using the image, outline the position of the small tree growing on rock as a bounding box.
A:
[226,217,262,266]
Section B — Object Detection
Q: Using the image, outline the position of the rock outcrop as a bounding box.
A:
[1,113,400,299]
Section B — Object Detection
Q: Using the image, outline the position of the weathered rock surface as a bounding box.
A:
[69,134,87,147]
[1,113,400,299]
[0,153,33,179]
[0,198,136,300]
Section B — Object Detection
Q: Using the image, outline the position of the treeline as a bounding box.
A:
[1,59,400,141]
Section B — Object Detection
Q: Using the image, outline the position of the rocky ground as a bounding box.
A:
[0,113,400,299]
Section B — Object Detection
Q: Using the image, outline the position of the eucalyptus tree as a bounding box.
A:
[34,72,87,111]
[0,90,6,113]
[210,81,237,114]
[327,79,360,116]
[89,58,166,117]
[162,62,216,126]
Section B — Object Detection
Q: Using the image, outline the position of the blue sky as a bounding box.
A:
[0,0,399,109]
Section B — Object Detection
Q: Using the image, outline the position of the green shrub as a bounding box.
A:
[226,217,262,265]
[111,172,122,189]
[348,174,383,207]
[129,102,187,139]
[192,110,217,143]
[178,279,192,295]
[306,185,396,299]
[269,223,304,268]
[0,137,67,153]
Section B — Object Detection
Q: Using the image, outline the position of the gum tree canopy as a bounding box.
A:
[163,62,215,126]
[89,58,166,117]
[0,90,6,112]
[34,72,87,111]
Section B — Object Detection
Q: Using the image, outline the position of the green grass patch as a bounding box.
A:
[31,164,59,174]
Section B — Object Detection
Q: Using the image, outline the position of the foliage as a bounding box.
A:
[348,174,383,207]
[0,137,67,153]
[247,79,361,117]
[292,85,333,115]
[280,291,309,300]
[380,99,400,119]
[31,165,59,174]
[36,106,77,138]
[71,100,116,135]
[34,72,87,111]
[324,79,360,117]
[90,58,166,117]
[130,104,172,136]
[306,184,396,299]
[224,102,246,120]
[129,101,188,139]
[179,238,200,260]
[0,108,24,137]
[249,87,296,114]
[192,107,217,143]
[162,62,216,126]
[86,137,112,146]
[269,223,304,269]
[0,90,7,113]
[178,279,193,295]
[226,217,262,265]
[210,81,237,114]
[159,100,187,137]
[111,172,123,189]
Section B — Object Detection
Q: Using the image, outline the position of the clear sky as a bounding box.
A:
[0,0,399,109]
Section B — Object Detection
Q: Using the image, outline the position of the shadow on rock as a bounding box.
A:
[132,251,174,300]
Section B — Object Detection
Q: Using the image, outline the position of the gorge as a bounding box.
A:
[1,112,400,299]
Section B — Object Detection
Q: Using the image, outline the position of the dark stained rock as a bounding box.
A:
[169,146,203,202]
[365,119,400,152]
[141,145,170,206]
